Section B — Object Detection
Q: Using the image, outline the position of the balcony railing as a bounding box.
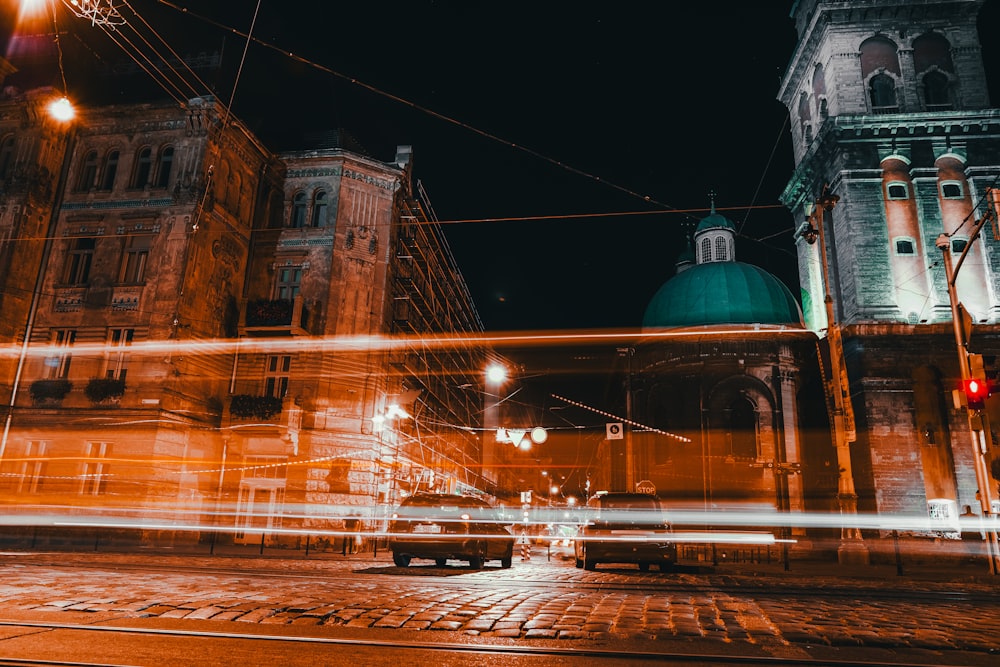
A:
[240,296,310,336]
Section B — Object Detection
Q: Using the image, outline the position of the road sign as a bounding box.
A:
[606,422,623,440]
[635,479,656,495]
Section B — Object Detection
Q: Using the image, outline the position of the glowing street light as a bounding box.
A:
[485,364,506,385]
[47,96,76,122]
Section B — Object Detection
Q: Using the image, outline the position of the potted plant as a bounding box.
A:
[245,299,294,326]
[29,378,72,404]
[85,377,126,403]
[230,394,283,420]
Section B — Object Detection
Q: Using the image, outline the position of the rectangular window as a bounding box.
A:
[15,441,47,494]
[118,234,152,284]
[941,181,963,199]
[81,441,110,495]
[886,182,909,200]
[105,328,134,381]
[275,267,302,300]
[62,237,95,285]
[264,355,291,398]
[46,329,77,379]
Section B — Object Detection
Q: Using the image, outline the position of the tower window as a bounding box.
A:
[311,190,328,227]
[951,238,968,253]
[699,237,712,263]
[131,147,152,188]
[100,150,119,191]
[940,181,963,199]
[77,150,98,192]
[923,71,951,111]
[869,74,898,114]
[714,236,728,262]
[886,182,909,200]
[894,238,915,255]
[290,192,307,228]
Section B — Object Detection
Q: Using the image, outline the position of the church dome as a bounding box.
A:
[695,209,736,233]
[643,261,804,329]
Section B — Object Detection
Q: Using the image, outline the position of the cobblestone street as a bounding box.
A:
[1,547,997,657]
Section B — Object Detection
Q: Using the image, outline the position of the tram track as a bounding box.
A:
[0,620,982,667]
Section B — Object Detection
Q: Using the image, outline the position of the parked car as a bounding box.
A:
[574,492,676,571]
[389,493,514,569]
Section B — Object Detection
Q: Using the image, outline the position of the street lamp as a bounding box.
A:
[936,217,1000,575]
[798,188,869,565]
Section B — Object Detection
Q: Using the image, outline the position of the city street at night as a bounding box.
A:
[0,544,996,666]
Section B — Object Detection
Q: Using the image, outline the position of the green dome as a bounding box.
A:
[695,209,736,233]
[643,262,804,329]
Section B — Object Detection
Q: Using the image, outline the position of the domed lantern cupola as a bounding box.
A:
[693,192,736,265]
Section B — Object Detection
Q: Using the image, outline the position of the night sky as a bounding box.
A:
[5,1,1000,331]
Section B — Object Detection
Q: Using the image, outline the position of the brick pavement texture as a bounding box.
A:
[0,548,997,657]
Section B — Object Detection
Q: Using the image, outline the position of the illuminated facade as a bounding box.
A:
[0,76,504,545]
[779,0,1000,524]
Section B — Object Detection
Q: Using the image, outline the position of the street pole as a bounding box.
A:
[936,228,1000,576]
[810,190,869,565]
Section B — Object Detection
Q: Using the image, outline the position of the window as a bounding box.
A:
[46,329,76,379]
[62,237,95,285]
[700,237,712,263]
[869,74,898,113]
[940,181,963,199]
[80,441,110,496]
[131,147,152,188]
[118,234,152,284]
[886,182,909,200]
[155,146,174,188]
[275,266,302,300]
[952,238,968,253]
[894,238,915,255]
[923,71,951,111]
[0,134,15,181]
[105,328,134,381]
[312,190,329,227]
[714,236,728,262]
[100,150,119,191]
[727,397,759,460]
[265,355,291,398]
[15,441,46,494]
[77,150,98,191]
[290,192,307,228]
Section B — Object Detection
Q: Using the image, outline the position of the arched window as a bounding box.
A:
[798,91,812,138]
[913,32,954,74]
[728,396,758,460]
[155,146,174,188]
[714,235,728,261]
[860,36,901,78]
[812,64,827,116]
[923,71,951,110]
[131,147,152,188]
[869,73,898,113]
[77,150,98,191]
[940,180,963,199]
[100,150,119,191]
[699,237,712,263]
[290,192,307,228]
[0,135,14,181]
[311,191,328,227]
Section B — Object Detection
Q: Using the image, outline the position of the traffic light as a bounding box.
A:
[963,377,990,411]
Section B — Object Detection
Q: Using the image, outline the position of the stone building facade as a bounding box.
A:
[0,76,507,545]
[778,0,1000,526]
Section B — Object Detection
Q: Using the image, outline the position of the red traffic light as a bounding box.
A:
[963,378,990,409]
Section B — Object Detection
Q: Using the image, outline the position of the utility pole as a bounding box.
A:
[936,199,1000,575]
[799,187,869,565]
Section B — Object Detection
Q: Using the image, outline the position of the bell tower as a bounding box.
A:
[778,0,1000,539]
